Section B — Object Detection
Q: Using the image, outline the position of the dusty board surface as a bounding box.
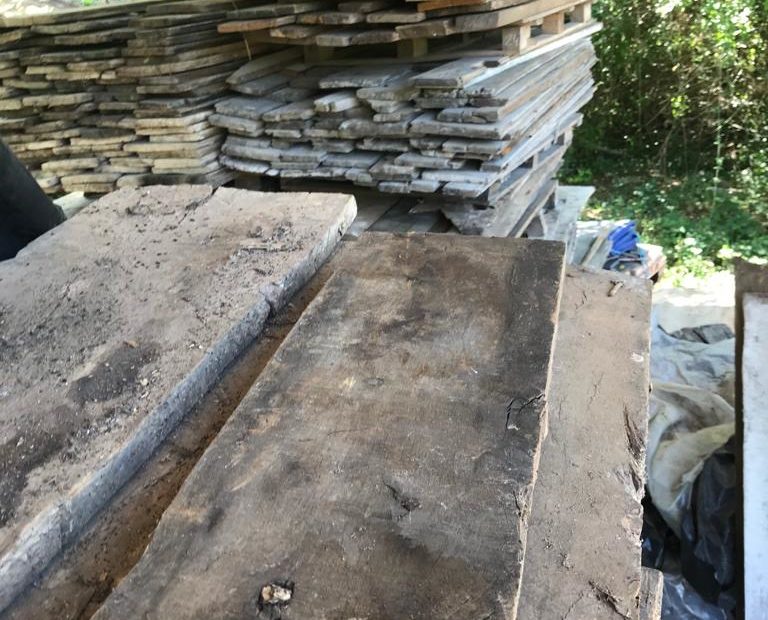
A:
[743,293,768,620]
[535,184,593,258]
[94,234,565,620]
[0,186,356,612]
[517,267,652,619]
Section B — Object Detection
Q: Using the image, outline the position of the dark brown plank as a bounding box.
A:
[94,234,566,620]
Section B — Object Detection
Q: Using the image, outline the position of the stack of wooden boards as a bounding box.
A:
[108,1,251,189]
[0,0,250,194]
[0,3,149,194]
[214,37,595,235]
[0,0,599,235]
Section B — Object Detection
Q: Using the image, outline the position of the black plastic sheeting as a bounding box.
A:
[642,437,737,619]
[680,436,738,612]
[0,140,65,260]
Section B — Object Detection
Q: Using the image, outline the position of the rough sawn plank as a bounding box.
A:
[0,186,356,613]
[517,267,652,619]
[94,234,566,620]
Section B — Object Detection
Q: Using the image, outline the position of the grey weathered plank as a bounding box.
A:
[517,266,652,619]
[534,184,594,258]
[93,235,566,620]
[442,140,565,235]
[0,187,356,613]
[735,258,768,620]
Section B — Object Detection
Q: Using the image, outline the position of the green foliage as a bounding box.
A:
[566,0,768,278]
[584,0,768,170]
[562,160,768,280]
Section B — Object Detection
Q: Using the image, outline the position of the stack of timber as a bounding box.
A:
[109,1,253,189]
[0,4,154,194]
[215,37,595,235]
[0,0,253,194]
[218,0,598,57]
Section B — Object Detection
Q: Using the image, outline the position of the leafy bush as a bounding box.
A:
[583,0,768,171]
[566,0,768,277]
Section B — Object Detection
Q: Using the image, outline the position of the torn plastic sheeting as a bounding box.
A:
[662,573,728,620]
[646,382,734,536]
[650,323,735,405]
[679,437,737,614]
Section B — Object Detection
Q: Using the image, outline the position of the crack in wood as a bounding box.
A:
[505,393,544,431]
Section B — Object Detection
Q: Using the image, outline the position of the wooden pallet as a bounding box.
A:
[498,0,593,55]
[217,0,599,52]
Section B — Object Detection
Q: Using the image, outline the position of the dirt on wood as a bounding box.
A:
[1,266,334,620]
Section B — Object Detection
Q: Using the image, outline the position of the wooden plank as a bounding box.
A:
[366,9,427,23]
[368,197,444,231]
[454,0,581,32]
[417,0,487,12]
[31,15,132,35]
[744,292,768,619]
[91,235,566,620]
[0,187,356,614]
[534,184,594,259]
[735,258,768,618]
[217,15,297,33]
[344,193,402,236]
[640,568,664,620]
[226,48,303,85]
[517,266,652,619]
[226,1,330,19]
[411,55,506,88]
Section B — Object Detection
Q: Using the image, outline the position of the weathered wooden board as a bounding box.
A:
[743,292,768,620]
[517,266,652,619]
[94,235,566,620]
[531,184,594,258]
[441,139,566,235]
[734,258,768,617]
[640,568,664,620]
[0,186,356,614]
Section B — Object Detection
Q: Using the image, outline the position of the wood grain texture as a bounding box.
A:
[0,186,356,613]
[517,267,652,620]
[640,567,664,620]
[94,234,566,620]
